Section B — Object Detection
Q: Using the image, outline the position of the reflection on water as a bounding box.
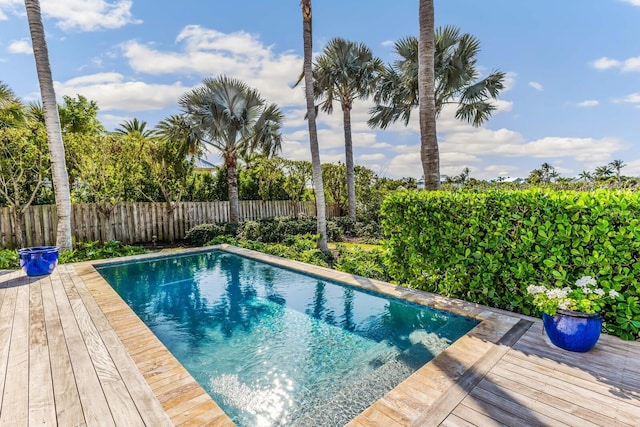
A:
[97,251,478,427]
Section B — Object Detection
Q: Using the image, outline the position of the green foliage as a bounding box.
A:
[382,189,640,340]
[209,234,332,268]
[333,244,390,281]
[58,241,146,263]
[527,276,618,315]
[184,223,239,246]
[0,248,18,269]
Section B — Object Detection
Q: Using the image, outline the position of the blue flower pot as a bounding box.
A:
[542,309,602,352]
[17,246,59,277]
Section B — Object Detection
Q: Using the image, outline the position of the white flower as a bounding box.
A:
[575,276,596,288]
[527,285,547,295]
[609,290,619,297]
[558,299,570,310]
[562,287,572,293]
[593,288,605,296]
[546,288,568,299]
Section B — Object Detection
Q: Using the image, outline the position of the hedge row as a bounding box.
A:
[381,189,640,340]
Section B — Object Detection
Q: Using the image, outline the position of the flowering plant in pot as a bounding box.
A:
[527,276,619,352]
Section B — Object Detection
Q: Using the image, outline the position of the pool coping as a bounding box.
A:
[78,245,533,426]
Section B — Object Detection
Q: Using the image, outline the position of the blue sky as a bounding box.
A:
[1,0,639,180]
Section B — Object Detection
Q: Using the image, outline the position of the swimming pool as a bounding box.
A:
[96,250,478,426]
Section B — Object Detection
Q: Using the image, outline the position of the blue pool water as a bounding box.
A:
[96,251,478,426]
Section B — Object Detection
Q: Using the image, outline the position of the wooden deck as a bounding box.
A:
[1,247,639,426]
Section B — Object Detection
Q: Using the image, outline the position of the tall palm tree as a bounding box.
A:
[418,0,438,189]
[24,0,72,250]
[306,38,384,220]
[609,159,625,184]
[300,0,329,252]
[180,75,283,224]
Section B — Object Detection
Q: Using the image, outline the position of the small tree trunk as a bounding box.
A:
[10,207,25,249]
[226,156,240,224]
[342,102,357,221]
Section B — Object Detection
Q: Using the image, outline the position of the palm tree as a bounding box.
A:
[0,82,25,127]
[155,114,201,158]
[180,75,283,224]
[24,0,72,250]
[594,165,613,180]
[370,29,506,129]
[578,170,592,182]
[300,0,329,252]
[609,159,626,184]
[371,26,505,189]
[418,0,438,189]
[307,38,384,220]
[115,118,154,138]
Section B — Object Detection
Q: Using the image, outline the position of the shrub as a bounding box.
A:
[0,249,19,269]
[333,244,390,282]
[59,241,147,263]
[185,223,238,246]
[382,189,640,340]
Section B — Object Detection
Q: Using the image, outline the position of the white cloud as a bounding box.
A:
[358,153,386,161]
[528,81,544,91]
[576,100,599,107]
[614,93,640,104]
[592,57,622,70]
[0,0,140,31]
[381,40,394,48]
[591,56,640,72]
[622,0,640,6]
[119,25,304,108]
[54,73,189,111]
[7,39,32,54]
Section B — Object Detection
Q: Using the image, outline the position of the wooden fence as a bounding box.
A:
[0,200,322,249]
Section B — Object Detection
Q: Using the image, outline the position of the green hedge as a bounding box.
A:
[382,189,640,340]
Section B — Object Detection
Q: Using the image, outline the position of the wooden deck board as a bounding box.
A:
[1,247,640,426]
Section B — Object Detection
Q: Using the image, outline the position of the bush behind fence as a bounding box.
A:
[0,200,325,249]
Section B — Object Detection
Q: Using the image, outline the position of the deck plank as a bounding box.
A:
[0,280,18,413]
[41,271,86,426]
[51,270,116,426]
[28,278,57,426]
[0,280,30,426]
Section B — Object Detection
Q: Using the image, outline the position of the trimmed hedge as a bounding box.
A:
[382,189,640,340]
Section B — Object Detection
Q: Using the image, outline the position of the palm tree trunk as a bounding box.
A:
[226,155,240,224]
[301,0,329,252]
[418,0,440,190]
[342,102,356,221]
[24,0,73,250]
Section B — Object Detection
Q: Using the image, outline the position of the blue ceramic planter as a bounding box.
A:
[17,246,59,277]
[542,309,602,352]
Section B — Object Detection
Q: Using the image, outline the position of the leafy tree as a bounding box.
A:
[0,122,49,247]
[300,0,329,252]
[282,159,313,201]
[180,76,284,224]
[24,0,73,250]
[306,38,384,220]
[58,95,103,134]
